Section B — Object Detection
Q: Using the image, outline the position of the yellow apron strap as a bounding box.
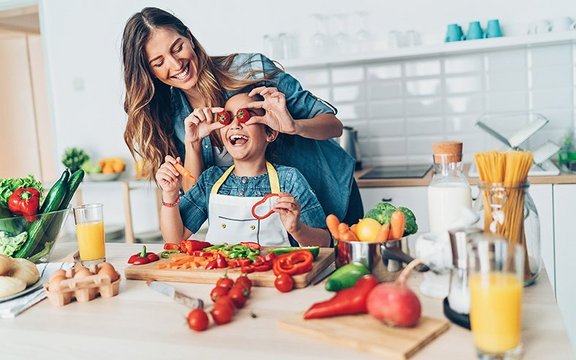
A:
[211,165,235,194]
[210,162,280,194]
[266,162,280,194]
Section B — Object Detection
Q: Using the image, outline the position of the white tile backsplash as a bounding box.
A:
[292,42,576,165]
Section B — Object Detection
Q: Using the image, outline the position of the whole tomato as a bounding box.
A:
[210,286,229,302]
[228,285,249,309]
[274,273,294,293]
[187,308,209,331]
[216,275,235,290]
[211,301,234,325]
[235,108,251,123]
[235,274,252,295]
[216,110,231,125]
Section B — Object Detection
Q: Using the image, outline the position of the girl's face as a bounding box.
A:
[219,94,276,162]
[145,28,199,90]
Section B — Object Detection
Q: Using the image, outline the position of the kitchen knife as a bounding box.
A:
[146,281,204,309]
[311,263,336,286]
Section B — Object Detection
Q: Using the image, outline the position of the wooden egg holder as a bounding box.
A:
[44,267,121,307]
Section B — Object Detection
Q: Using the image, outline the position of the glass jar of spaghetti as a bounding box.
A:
[475,181,541,286]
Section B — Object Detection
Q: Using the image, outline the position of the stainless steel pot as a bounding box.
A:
[338,126,362,170]
[335,238,428,282]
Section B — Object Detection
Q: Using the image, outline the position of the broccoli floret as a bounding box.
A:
[364,202,397,225]
[398,206,418,236]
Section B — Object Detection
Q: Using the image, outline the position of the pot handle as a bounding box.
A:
[381,243,430,272]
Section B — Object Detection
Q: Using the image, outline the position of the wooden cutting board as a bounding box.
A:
[279,313,450,360]
[124,248,334,288]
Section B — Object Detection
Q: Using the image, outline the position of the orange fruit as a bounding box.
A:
[355,218,382,242]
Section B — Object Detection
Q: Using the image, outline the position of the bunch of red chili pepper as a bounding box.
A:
[187,273,253,332]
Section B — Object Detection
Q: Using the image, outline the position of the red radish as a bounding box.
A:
[367,259,422,327]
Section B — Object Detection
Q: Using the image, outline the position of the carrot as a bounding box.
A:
[375,223,390,242]
[389,210,406,240]
[350,224,358,235]
[338,222,359,241]
[174,162,197,183]
[326,214,341,240]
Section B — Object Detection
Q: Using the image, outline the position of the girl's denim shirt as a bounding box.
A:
[171,53,356,220]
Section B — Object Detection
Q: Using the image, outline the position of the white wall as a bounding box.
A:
[37,0,576,233]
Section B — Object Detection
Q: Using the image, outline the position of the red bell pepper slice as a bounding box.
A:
[215,254,228,269]
[241,265,255,274]
[251,193,279,220]
[272,250,314,276]
[240,241,261,251]
[180,239,212,255]
[163,243,180,251]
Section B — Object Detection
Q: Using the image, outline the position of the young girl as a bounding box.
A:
[156,92,330,247]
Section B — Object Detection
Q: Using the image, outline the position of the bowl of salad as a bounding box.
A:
[0,170,84,263]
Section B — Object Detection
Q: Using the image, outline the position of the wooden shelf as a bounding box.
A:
[284,31,576,69]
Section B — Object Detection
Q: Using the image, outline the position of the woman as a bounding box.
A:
[121,7,363,225]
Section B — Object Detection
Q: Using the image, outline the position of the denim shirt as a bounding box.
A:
[179,164,326,244]
[171,53,356,219]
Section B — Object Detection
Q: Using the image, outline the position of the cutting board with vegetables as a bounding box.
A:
[124,248,334,288]
[278,314,450,360]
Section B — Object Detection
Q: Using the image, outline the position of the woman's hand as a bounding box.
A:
[245,86,298,135]
[184,107,225,144]
[274,192,302,234]
[155,155,182,202]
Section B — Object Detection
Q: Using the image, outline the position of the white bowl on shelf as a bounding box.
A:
[86,172,122,182]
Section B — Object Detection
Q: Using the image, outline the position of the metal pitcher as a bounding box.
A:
[338,126,363,170]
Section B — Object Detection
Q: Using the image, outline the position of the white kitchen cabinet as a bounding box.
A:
[552,184,576,347]
[359,187,429,232]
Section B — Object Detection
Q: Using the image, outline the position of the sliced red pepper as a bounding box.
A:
[235,108,251,123]
[241,265,255,274]
[227,259,240,268]
[205,259,218,270]
[264,252,277,262]
[128,245,159,265]
[163,243,180,251]
[180,239,212,255]
[251,193,279,220]
[240,241,261,251]
[273,250,313,276]
[254,263,272,272]
[238,259,252,267]
[303,275,378,319]
[216,110,231,125]
[215,254,228,269]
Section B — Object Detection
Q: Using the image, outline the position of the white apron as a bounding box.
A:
[205,162,290,246]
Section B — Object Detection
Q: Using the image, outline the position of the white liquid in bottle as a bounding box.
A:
[428,183,472,234]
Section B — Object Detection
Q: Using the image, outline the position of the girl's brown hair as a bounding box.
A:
[122,7,278,181]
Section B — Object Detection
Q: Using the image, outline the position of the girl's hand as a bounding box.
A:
[155,155,182,200]
[245,86,297,135]
[273,192,301,234]
[184,107,225,144]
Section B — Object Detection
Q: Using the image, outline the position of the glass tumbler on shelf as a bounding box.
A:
[475,181,541,286]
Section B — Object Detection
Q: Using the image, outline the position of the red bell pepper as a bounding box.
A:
[8,187,40,222]
[251,193,279,220]
[180,239,212,255]
[128,246,160,265]
[240,241,261,251]
[272,250,314,276]
[303,275,378,320]
[163,243,181,251]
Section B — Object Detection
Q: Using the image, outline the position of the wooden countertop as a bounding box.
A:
[0,242,572,359]
[356,164,576,188]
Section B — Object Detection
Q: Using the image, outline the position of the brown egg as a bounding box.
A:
[48,274,67,292]
[96,262,119,282]
[73,266,92,279]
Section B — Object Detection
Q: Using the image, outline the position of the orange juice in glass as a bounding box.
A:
[73,204,106,265]
[468,235,523,360]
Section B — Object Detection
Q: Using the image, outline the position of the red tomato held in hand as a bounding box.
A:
[274,274,294,293]
[211,302,234,325]
[187,308,209,331]
[235,108,251,123]
[216,111,231,125]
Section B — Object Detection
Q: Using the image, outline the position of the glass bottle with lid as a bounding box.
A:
[428,141,473,234]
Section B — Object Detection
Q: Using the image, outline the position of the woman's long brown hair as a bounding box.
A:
[121,7,277,181]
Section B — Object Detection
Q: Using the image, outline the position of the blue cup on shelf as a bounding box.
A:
[485,19,503,38]
[445,24,465,42]
[466,21,484,40]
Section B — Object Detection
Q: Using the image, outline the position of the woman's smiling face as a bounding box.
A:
[145,28,199,90]
[219,93,275,162]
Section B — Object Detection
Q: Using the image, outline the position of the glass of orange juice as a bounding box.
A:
[468,234,524,360]
[73,203,106,266]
